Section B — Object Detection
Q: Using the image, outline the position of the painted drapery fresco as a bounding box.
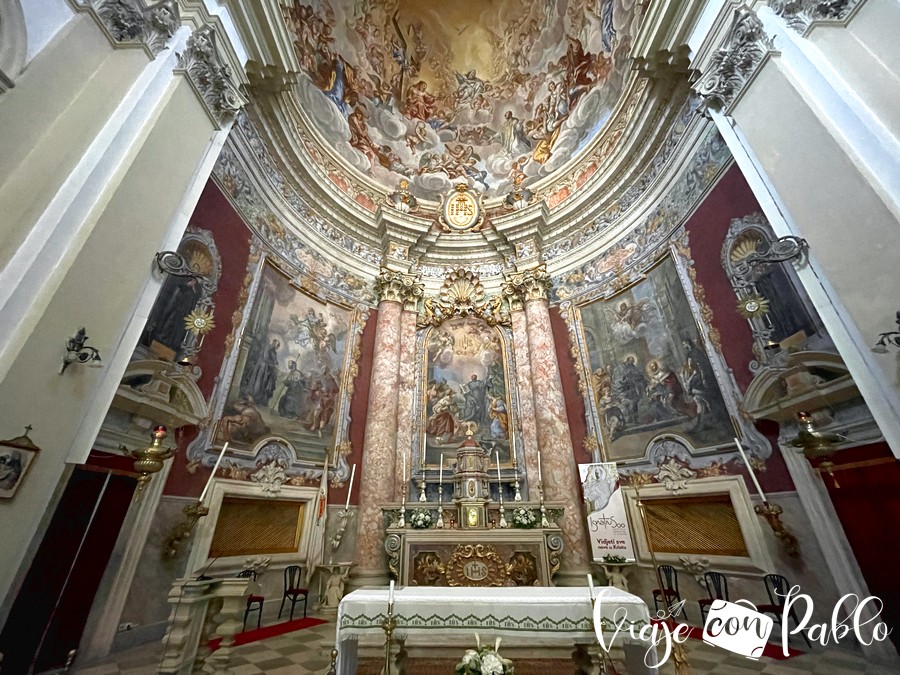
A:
[283,0,640,198]
[216,263,350,460]
[422,318,513,467]
[579,255,732,459]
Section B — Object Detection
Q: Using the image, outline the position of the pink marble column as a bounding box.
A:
[507,266,590,579]
[353,269,421,587]
[394,309,419,500]
[510,309,539,495]
[354,299,402,584]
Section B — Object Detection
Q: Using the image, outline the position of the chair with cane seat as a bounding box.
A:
[278,565,309,621]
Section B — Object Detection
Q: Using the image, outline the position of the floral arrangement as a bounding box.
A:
[602,554,627,564]
[510,507,537,529]
[409,509,433,529]
[455,635,514,675]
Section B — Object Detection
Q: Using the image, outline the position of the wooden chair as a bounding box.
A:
[652,565,689,619]
[278,565,309,621]
[758,573,811,648]
[236,569,264,630]
[698,571,729,623]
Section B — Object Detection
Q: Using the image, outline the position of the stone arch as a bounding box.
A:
[0,0,27,92]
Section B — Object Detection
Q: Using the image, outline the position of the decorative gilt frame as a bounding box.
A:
[186,250,368,485]
[412,319,524,497]
[561,239,769,467]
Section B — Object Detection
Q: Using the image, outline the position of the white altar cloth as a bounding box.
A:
[335,586,654,674]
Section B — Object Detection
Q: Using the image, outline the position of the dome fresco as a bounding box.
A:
[284,0,641,200]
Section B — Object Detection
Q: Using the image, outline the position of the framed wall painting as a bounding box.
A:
[213,260,354,463]
[419,317,516,469]
[0,427,40,499]
[576,252,735,461]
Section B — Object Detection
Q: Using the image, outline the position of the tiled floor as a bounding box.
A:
[70,617,897,674]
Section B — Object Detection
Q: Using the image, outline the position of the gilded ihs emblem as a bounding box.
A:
[440,184,483,232]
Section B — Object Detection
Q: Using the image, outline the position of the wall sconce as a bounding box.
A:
[872,312,900,353]
[60,327,102,374]
[123,425,175,500]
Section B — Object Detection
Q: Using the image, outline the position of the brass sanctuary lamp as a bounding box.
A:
[126,425,175,500]
[789,411,844,459]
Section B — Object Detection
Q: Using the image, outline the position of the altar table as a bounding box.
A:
[335,586,657,674]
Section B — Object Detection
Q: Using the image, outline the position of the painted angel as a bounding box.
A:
[607,298,652,343]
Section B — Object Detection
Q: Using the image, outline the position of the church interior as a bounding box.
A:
[1,1,899,673]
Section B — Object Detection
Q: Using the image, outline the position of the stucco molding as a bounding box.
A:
[768,0,864,35]
[72,0,180,57]
[175,24,247,128]
[695,7,774,114]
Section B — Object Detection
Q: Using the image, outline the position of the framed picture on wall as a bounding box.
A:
[0,427,40,499]
[576,253,734,460]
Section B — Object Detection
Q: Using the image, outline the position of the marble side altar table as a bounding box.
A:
[334,586,657,675]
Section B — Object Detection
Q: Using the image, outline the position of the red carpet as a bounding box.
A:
[208,616,328,651]
[650,619,803,660]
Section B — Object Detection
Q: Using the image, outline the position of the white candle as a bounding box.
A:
[388,579,395,608]
[345,464,356,510]
[402,453,407,484]
[199,442,228,504]
[587,573,594,597]
[439,453,443,487]
[537,451,543,485]
[496,450,502,485]
[734,437,767,502]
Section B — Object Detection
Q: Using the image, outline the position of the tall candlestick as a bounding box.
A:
[734,437,767,503]
[345,464,356,510]
[199,442,228,504]
[439,453,443,488]
[537,451,542,485]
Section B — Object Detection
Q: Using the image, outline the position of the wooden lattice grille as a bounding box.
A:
[642,493,749,557]
[209,496,305,557]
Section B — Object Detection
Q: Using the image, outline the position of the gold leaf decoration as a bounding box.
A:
[737,293,770,319]
[184,307,216,335]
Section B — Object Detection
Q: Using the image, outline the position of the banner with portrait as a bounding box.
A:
[579,463,635,562]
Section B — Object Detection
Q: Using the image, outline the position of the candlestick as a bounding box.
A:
[537,451,542,485]
[345,464,356,510]
[388,579,395,610]
[734,437,767,502]
[439,453,443,489]
[199,442,228,504]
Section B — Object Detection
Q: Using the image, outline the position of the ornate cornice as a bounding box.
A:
[374,268,424,311]
[176,25,247,127]
[73,0,180,56]
[768,0,862,34]
[502,265,552,310]
[695,7,772,113]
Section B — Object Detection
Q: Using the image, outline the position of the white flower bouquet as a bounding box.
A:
[409,508,433,529]
[454,635,514,675]
[510,506,537,529]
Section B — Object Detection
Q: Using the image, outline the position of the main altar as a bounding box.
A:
[383,433,567,587]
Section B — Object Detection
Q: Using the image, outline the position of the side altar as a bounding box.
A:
[384,434,567,587]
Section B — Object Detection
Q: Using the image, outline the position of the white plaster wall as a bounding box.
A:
[20,0,73,63]
[733,62,900,404]
[0,76,214,616]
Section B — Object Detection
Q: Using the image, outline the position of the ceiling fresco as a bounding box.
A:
[284,0,641,199]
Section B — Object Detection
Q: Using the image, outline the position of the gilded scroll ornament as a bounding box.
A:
[417,268,510,328]
[445,544,508,587]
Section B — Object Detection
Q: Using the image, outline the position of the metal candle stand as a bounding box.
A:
[436,485,444,528]
[382,599,397,675]
[329,508,354,564]
[539,482,550,528]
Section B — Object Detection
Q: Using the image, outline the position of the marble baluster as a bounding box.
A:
[510,308,539,496]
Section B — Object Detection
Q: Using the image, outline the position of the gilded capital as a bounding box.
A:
[374,268,424,311]
[502,265,552,309]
